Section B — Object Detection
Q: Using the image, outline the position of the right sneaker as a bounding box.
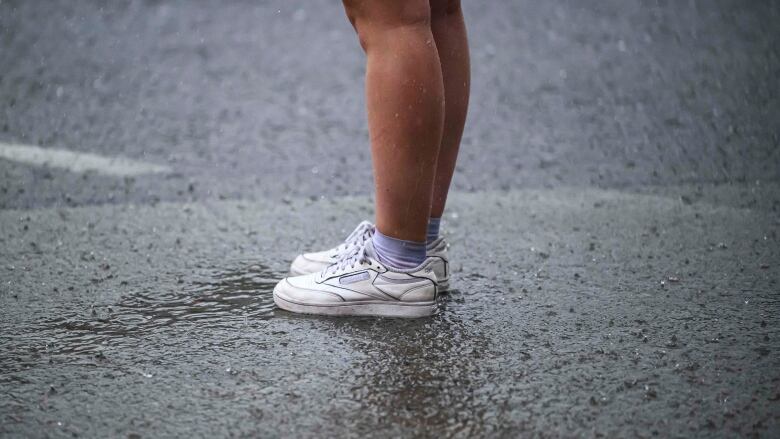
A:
[425,236,450,292]
[289,221,451,292]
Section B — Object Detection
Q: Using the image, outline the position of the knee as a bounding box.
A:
[343,0,432,50]
[430,0,461,20]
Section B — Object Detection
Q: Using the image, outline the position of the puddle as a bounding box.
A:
[0,264,280,371]
[83,264,277,329]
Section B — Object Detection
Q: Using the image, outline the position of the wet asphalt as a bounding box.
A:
[1,0,779,437]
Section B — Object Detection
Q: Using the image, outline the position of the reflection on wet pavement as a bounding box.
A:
[331,290,494,436]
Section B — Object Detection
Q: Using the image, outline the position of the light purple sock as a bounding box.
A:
[371,230,426,269]
[427,217,441,244]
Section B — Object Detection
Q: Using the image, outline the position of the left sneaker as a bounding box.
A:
[274,240,439,318]
[289,221,374,276]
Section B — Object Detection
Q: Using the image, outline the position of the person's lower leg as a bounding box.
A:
[429,0,470,221]
[344,0,445,267]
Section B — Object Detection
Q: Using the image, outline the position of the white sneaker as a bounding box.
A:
[274,240,439,318]
[289,221,451,291]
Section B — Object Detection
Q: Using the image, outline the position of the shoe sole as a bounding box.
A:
[273,289,437,318]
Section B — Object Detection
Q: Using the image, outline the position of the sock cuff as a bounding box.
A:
[427,217,442,243]
[372,230,426,270]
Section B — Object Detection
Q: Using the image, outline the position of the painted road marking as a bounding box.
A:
[0,142,171,177]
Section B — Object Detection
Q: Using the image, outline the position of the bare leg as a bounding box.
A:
[429,0,470,218]
[343,0,445,243]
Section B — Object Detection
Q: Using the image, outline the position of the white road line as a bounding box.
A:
[0,142,171,177]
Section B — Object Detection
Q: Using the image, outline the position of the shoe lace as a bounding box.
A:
[332,221,374,257]
[325,240,371,276]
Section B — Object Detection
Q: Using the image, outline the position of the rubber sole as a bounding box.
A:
[273,289,437,318]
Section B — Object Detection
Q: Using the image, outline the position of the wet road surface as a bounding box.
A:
[1,0,779,437]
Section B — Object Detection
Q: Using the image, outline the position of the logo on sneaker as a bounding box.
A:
[339,271,370,285]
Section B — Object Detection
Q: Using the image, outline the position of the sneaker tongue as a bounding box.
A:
[362,238,379,261]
